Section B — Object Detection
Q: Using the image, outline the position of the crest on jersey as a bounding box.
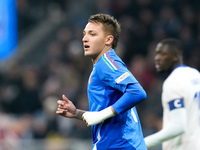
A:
[115,72,130,83]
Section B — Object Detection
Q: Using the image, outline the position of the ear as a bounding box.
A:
[105,35,114,46]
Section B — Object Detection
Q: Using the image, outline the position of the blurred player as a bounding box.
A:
[144,38,200,150]
[56,14,147,150]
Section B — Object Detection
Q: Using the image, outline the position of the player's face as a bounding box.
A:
[82,22,109,62]
[154,43,176,73]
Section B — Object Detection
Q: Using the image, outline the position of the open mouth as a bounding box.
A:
[155,64,160,69]
[84,45,90,50]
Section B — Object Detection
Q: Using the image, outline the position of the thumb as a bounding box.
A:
[62,95,69,102]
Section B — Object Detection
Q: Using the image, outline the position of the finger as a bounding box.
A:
[57,102,65,108]
[62,95,69,102]
[57,108,66,111]
[82,117,90,127]
[82,116,86,121]
[57,100,64,104]
[82,116,86,123]
[82,117,85,122]
[56,107,68,114]
[56,108,64,114]
[59,102,68,109]
[56,110,64,114]
[86,122,90,127]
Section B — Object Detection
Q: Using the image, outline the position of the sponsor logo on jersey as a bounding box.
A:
[115,72,130,83]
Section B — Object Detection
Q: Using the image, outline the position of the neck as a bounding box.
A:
[92,47,113,64]
[169,61,184,74]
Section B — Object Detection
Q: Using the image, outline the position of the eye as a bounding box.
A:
[155,50,166,56]
[83,32,86,37]
[155,51,160,56]
[160,51,168,56]
[90,33,96,36]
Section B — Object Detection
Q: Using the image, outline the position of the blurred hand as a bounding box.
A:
[56,95,77,118]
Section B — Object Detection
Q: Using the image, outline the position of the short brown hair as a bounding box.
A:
[88,13,121,49]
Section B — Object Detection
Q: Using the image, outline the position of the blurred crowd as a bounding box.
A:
[0,0,200,149]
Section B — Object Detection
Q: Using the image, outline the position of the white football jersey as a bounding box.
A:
[162,66,200,150]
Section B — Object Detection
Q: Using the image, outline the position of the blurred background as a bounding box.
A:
[0,0,200,149]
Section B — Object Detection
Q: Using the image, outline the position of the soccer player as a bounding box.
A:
[144,38,200,150]
[56,13,147,150]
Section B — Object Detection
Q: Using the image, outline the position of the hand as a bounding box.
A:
[56,95,77,118]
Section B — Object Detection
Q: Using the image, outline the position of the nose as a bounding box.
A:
[154,54,160,62]
[82,34,88,43]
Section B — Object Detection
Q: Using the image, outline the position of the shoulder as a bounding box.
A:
[163,66,199,91]
[168,66,200,82]
[95,50,137,85]
[96,49,125,73]
[163,67,185,90]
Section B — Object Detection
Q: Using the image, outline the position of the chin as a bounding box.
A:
[157,69,167,74]
[84,52,90,56]
[84,53,93,58]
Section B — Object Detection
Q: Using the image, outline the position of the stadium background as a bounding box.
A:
[0,0,200,149]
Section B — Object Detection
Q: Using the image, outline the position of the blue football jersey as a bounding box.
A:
[87,49,147,150]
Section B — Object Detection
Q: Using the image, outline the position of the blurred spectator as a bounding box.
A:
[10,65,42,114]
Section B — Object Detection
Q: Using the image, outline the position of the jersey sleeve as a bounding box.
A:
[112,83,146,114]
[163,79,183,101]
[162,78,185,111]
[96,53,138,93]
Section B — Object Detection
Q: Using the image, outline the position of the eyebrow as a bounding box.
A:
[83,30,96,34]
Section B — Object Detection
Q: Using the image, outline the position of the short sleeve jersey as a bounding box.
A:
[87,49,147,150]
[162,66,200,150]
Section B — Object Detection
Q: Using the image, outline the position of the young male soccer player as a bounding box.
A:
[144,38,200,150]
[56,13,147,150]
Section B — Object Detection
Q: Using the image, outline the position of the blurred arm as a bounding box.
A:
[144,108,187,148]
